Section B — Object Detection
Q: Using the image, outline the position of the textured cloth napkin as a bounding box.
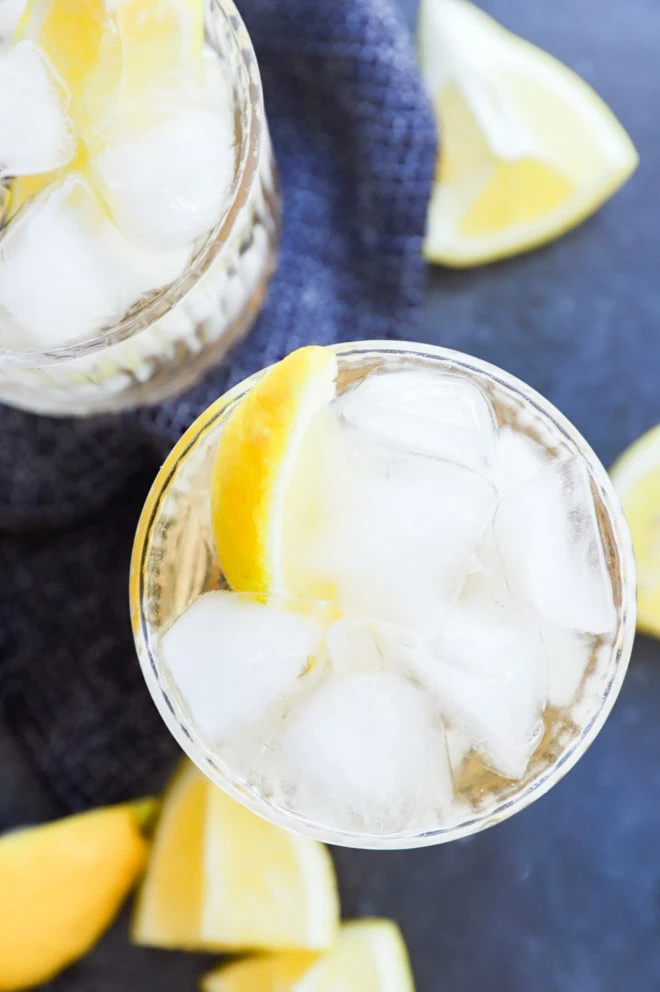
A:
[0,0,436,812]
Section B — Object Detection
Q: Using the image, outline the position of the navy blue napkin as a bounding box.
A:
[0,0,436,811]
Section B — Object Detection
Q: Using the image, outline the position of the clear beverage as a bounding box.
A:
[0,0,278,416]
[131,342,635,849]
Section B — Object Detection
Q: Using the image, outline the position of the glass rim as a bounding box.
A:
[130,339,637,850]
[0,0,264,369]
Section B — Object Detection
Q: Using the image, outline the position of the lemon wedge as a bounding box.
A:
[294,920,415,992]
[201,921,415,992]
[17,0,122,135]
[0,799,155,990]
[611,426,660,638]
[201,952,320,992]
[132,761,339,952]
[211,346,338,595]
[418,0,638,266]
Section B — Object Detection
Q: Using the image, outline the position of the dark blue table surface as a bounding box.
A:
[2,0,659,989]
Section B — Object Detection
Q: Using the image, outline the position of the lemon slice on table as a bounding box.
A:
[0,799,155,990]
[294,920,415,992]
[202,921,415,992]
[211,346,338,595]
[201,952,320,992]
[132,761,339,952]
[418,0,638,266]
[611,426,660,638]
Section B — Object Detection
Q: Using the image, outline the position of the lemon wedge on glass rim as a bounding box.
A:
[211,346,338,595]
[418,0,638,266]
[611,426,660,639]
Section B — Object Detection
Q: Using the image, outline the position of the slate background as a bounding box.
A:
[2,0,659,988]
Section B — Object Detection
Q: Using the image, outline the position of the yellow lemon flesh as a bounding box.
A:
[10,0,203,216]
[211,346,338,595]
[132,761,339,952]
[201,921,415,992]
[201,952,319,992]
[293,920,415,992]
[0,799,155,991]
[418,0,638,266]
[611,426,660,638]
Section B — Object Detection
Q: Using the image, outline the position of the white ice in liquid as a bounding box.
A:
[161,365,618,834]
[0,40,236,350]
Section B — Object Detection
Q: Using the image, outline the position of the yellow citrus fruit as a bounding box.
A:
[201,952,319,992]
[293,920,415,992]
[0,799,155,991]
[610,426,660,638]
[211,346,338,595]
[11,0,204,216]
[132,761,339,952]
[418,0,638,266]
[109,0,204,90]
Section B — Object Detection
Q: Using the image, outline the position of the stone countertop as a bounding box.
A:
[2,0,659,988]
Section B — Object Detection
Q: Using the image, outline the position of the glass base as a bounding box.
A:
[0,140,280,417]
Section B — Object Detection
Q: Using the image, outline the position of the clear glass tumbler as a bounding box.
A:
[0,0,279,417]
[130,341,636,850]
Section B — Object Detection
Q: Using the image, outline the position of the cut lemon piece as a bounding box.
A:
[293,920,416,992]
[0,799,154,990]
[610,426,660,638]
[418,0,638,266]
[132,761,339,952]
[109,0,204,90]
[17,0,122,134]
[211,346,338,594]
[131,760,207,948]
[201,952,319,992]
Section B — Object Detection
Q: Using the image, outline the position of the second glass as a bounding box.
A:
[0,0,278,416]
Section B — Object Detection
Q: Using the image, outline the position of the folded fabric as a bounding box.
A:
[0,0,437,812]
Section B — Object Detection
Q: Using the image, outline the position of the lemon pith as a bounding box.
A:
[418,0,638,266]
[211,346,338,595]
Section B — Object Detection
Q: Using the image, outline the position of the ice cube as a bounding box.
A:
[339,369,497,473]
[288,414,497,634]
[160,591,324,743]
[408,592,547,779]
[0,42,74,177]
[494,456,616,634]
[0,174,190,347]
[542,624,595,709]
[324,617,383,673]
[91,91,235,251]
[495,426,549,496]
[278,672,453,826]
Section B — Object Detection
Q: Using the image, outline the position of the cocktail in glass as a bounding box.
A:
[130,341,635,849]
[0,0,278,416]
